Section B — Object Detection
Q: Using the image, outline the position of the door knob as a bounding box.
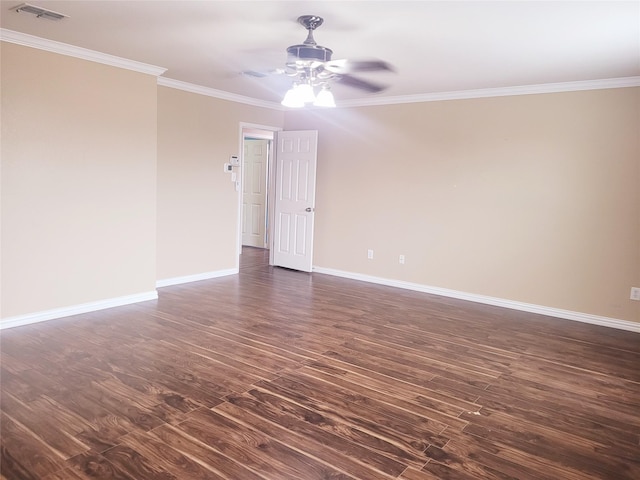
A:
[305,207,314,212]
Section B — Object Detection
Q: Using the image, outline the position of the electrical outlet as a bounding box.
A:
[631,287,640,301]
[367,249,374,260]
[399,255,405,264]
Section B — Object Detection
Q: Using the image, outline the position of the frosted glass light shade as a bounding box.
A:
[297,83,316,103]
[314,88,336,107]
[281,87,304,108]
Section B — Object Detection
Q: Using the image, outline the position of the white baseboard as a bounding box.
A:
[312,267,640,333]
[0,291,158,330]
[156,268,238,288]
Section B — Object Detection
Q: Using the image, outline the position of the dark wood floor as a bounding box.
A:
[2,246,639,479]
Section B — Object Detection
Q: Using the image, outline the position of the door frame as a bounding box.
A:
[236,122,282,268]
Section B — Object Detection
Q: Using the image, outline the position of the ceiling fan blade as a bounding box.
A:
[242,70,268,78]
[325,59,393,74]
[335,74,387,93]
[241,68,288,78]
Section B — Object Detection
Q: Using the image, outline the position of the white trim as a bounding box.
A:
[336,77,640,108]
[156,268,238,288]
[158,77,282,110]
[159,76,640,111]
[0,291,158,330]
[312,267,640,333]
[3,27,637,108]
[0,28,167,76]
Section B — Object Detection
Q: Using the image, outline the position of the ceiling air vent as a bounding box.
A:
[15,3,68,21]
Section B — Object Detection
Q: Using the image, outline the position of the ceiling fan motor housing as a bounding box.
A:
[286,44,333,63]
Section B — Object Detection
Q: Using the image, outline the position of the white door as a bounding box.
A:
[242,139,269,248]
[272,130,318,272]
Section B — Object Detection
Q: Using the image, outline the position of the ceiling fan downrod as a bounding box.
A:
[298,15,323,45]
[287,15,333,63]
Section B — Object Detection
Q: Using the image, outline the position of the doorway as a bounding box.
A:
[237,124,319,272]
[238,124,279,264]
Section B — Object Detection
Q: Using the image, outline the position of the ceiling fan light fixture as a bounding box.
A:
[314,87,335,107]
[281,85,304,108]
[297,83,316,104]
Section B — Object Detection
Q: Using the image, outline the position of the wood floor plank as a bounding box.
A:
[216,400,398,479]
[0,412,67,479]
[130,338,267,393]
[100,444,177,479]
[484,373,640,429]
[336,338,496,386]
[148,424,265,480]
[474,392,640,447]
[306,357,481,411]
[0,366,46,403]
[67,452,138,480]
[462,420,640,480]
[118,430,228,480]
[42,467,92,480]
[420,460,486,480]
[223,389,409,476]
[97,346,228,408]
[148,310,319,362]
[348,335,506,378]
[504,363,640,417]
[252,378,445,461]
[174,407,357,479]
[397,466,439,480]
[426,441,568,480]
[1,246,639,479]
[167,335,295,378]
[96,374,205,425]
[437,429,598,480]
[299,363,470,430]
[275,370,453,435]
[0,390,89,458]
[330,321,518,375]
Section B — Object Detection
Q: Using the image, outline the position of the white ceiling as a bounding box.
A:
[1,1,639,105]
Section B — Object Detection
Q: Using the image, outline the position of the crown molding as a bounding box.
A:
[157,77,283,110]
[3,28,637,108]
[0,28,167,76]
[336,76,640,108]
[159,76,639,111]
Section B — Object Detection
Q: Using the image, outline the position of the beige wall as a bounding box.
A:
[2,38,637,326]
[156,87,283,281]
[285,88,640,323]
[1,43,158,319]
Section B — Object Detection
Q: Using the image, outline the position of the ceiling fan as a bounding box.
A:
[244,15,393,107]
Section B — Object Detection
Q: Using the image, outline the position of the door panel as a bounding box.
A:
[272,130,318,272]
[242,139,268,248]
